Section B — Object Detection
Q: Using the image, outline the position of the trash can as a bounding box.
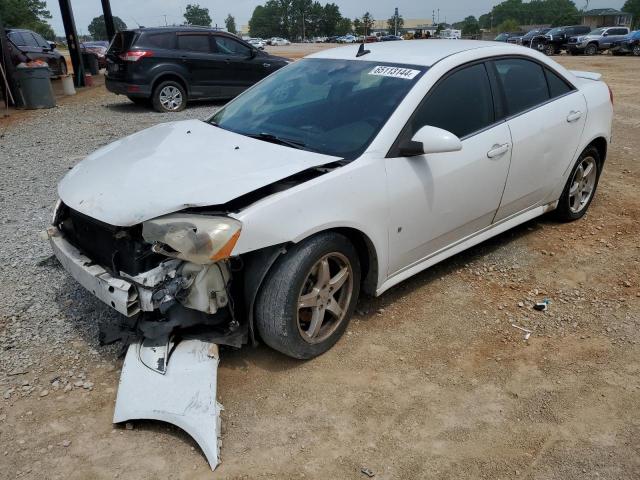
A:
[82,52,99,75]
[14,66,56,109]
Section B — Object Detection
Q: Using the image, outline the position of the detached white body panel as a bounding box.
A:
[113,340,223,470]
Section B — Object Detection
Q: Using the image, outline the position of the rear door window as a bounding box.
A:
[214,36,251,56]
[408,63,495,139]
[32,33,49,48]
[609,28,628,35]
[177,34,211,53]
[21,32,40,48]
[494,58,550,116]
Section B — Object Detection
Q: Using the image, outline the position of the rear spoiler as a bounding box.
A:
[570,70,603,81]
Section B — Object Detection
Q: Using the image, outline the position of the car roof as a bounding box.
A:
[308,40,516,67]
[130,26,227,34]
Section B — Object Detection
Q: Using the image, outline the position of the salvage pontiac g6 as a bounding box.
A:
[49,41,613,360]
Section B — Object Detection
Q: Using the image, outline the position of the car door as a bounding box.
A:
[492,57,587,221]
[604,28,630,48]
[212,35,263,94]
[175,32,218,98]
[385,62,512,275]
[31,32,57,69]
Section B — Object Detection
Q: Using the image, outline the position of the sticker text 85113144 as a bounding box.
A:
[369,65,420,80]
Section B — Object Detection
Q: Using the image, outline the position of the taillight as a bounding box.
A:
[607,84,614,105]
[119,50,153,62]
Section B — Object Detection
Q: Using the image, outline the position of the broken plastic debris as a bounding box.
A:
[361,467,375,477]
[113,338,223,470]
[533,298,551,312]
[511,324,532,340]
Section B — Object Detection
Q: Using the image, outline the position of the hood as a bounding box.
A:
[58,119,339,226]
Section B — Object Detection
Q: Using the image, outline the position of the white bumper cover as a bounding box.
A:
[113,339,223,470]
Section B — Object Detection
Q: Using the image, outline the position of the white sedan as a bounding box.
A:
[270,37,291,46]
[49,41,612,359]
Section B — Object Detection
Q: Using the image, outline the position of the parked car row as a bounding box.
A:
[496,25,638,57]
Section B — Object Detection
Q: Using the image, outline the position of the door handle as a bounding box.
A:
[487,143,510,159]
[567,110,582,122]
[262,63,271,68]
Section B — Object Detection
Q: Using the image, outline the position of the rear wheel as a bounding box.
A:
[255,232,361,359]
[585,43,598,56]
[554,146,601,222]
[152,80,186,112]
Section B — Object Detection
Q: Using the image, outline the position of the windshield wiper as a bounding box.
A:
[247,132,307,150]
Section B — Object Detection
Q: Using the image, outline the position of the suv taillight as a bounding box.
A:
[119,50,153,62]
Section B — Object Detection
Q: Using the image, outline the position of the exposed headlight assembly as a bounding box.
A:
[142,214,241,265]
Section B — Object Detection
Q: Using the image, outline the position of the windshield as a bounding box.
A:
[547,27,564,36]
[209,58,426,159]
[588,28,605,36]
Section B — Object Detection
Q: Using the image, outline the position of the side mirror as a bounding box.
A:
[249,48,257,58]
[47,41,57,50]
[399,126,462,157]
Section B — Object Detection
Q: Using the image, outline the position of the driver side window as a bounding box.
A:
[408,63,495,140]
[214,36,251,56]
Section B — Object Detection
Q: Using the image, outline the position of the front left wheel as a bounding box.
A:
[255,232,361,359]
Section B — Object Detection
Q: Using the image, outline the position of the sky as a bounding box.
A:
[46,0,626,36]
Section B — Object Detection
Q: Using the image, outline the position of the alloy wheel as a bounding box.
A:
[159,86,183,111]
[569,156,597,214]
[633,45,640,56]
[296,252,354,344]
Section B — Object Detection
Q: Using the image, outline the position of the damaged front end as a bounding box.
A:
[48,202,249,470]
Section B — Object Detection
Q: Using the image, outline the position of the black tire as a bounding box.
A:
[127,96,150,106]
[152,80,186,112]
[255,232,361,359]
[544,44,556,56]
[633,44,640,57]
[554,146,602,222]
[585,43,598,56]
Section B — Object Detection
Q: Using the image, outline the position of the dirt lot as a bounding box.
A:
[1,46,639,480]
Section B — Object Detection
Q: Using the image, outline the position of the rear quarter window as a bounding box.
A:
[142,32,176,49]
[545,69,573,98]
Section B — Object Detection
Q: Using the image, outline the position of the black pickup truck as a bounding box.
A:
[535,25,591,55]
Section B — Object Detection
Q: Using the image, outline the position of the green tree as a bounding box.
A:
[352,18,362,35]
[321,3,342,36]
[387,12,404,35]
[498,18,520,33]
[0,0,54,39]
[184,4,212,27]
[361,11,374,36]
[336,17,352,35]
[459,16,480,35]
[225,14,237,34]
[623,0,640,28]
[87,15,127,40]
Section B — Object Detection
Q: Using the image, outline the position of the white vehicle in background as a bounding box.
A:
[48,39,613,469]
[439,28,462,39]
[270,37,291,46]
[338,34,357,43]
[247,38,266,49]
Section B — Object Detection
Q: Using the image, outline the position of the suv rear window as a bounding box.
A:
[109,31,137,52]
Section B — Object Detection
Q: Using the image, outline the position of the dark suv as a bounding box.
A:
[105,27,290,112]
[6,28,67,76]
[537,25,591,55]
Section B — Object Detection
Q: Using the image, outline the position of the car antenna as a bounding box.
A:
[356,42,370,58]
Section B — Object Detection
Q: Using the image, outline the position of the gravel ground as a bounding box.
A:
[1,53,639,480]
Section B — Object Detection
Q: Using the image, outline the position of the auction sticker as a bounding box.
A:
[369,65,420,80]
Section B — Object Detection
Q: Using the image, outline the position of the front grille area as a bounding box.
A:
[57,203,164,276]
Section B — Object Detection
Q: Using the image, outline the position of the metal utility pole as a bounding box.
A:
[100,0,116,41]
[394,7,399,36]
[58,0,85,87]
[163,15,168,26]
